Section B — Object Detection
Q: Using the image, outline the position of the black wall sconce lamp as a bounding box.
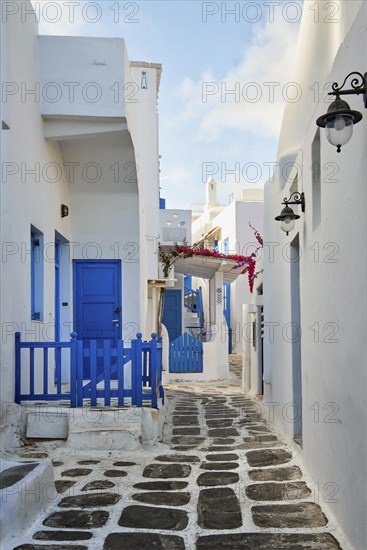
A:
[61,204,69,218]
[316,71,366,152]
[275,192,305,236]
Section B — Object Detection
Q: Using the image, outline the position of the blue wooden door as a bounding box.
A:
[162,290,182,342]
[74,261,121,377]
[224,282,232,354]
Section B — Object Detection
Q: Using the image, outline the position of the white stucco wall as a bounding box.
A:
[263,3,367,548]
[0,2,162,438]
[38,36,127,119]
[0,7,72,427]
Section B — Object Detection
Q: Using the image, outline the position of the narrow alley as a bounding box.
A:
[6,357,347,550]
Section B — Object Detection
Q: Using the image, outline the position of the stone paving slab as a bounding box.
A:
[118,504,189,530]
[33,531,93,541]
[104,533,185,550]
[81,480,115,491]
[58,493,120,508]
[61,468,92,477]
[246,449,292,467]
[15,545,87,550]
[154,454,200,463]
[200,462,239,470]
[55,480,76,493]
[246,481,311,501]
[134,480,188,491]
[143,463,191,478]
[205,453,239,461]
[252,502,328,528]
[196,533,342,549]
[197,471,240,486]
[248,465,302,481]
[198,487,242,529]
[43,510,109,529]
[132,491,191,506]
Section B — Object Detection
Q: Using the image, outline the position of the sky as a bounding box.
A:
[31,0,302,208]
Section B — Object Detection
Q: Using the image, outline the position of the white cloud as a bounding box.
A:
[172,18,300,140]
[30,0,100,36]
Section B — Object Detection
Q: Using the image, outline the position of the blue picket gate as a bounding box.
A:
[15,332,164,408]
[169,332,203,373]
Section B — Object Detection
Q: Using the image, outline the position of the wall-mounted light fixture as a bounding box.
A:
[275,192,305,236]
[316,71,366,152]
[61,204,69,218]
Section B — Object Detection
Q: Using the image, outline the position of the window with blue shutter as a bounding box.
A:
[31,226,44,321]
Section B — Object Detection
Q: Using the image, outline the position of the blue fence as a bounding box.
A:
[15,332,164,408]
[169,332,203,373]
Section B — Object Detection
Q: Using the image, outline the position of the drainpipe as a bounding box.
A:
[242,303,256,393]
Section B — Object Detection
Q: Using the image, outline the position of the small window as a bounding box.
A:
[31,226,44,321]
[223,239,230,254]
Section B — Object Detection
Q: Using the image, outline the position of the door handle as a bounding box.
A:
[112,319,120,325]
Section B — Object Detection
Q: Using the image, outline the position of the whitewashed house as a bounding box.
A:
[259,1,366,548]
[0,0,164,447]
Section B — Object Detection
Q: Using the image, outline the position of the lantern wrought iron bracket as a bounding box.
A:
[281,192,305,213]
[328,71,367,108]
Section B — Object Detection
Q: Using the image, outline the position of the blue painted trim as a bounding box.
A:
[55,241,61,342]
[15,333,21,403]
[224,282,232,354]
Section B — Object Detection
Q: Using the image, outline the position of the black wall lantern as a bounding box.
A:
[61,204,69,218]
[275,192,305,236]
[316,71,366,152]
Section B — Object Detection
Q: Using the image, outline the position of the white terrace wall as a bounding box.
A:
[263,2,367,548]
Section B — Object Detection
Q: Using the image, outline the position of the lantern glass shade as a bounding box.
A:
[280,216,295,234]
[325,113,354,148]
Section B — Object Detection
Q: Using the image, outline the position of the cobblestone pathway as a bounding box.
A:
[11,359,346,549]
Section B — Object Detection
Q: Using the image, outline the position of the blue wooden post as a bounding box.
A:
[90,340,97,406]
[131,338,137,405]
[135,333,143,407]
[43,348,48,395]
[76,339,83,407]
[117,340,124,406]
[55,346,62,395]
[70,332,77,408]
[150,333,158,408]
[29,348,35,396]
[158,336,164,401]
[15,332,21,404]
[104,339,111,407]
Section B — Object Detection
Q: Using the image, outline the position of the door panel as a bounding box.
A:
[162,290,182,342]
[74,261,121,377]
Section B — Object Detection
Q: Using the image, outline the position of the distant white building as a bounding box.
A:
[0,1,163,446]
[159,178,263,382]
[254,2,366,549]
[191,178,263,355]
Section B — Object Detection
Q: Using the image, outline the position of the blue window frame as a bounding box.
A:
[31,226,44,321]
[223,238,230,254]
